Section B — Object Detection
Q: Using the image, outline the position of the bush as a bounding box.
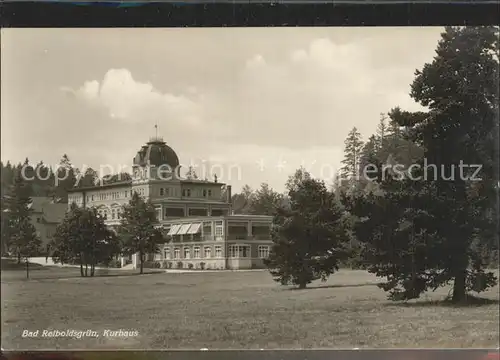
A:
[143,261,161,269]
[161,261,168,269]
[200,262,206,270]
[177,261,183,269]
[188,263,194,270]
[108,259,121,268]
[167,262,173,269]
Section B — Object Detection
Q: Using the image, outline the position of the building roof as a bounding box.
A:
[133,137,180,169]
[67,181,132,193]
[28,197,67,224]
[28,197,53,213]
[42,203,68,223]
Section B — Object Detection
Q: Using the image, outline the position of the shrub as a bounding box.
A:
[200,262,206,270]
[108,259,121,268]
[154,261,161,268]
[177,261,183,269]
[188,263,194,270]
[167,262,173,269]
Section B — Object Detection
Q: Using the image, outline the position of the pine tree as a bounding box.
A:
[264,169,351,289]
[54,154,77,203]
[341,127,364,188]
[346,26,499,303]
[117,192,164,274]
[376,113,388,150]
[247,183,283,216]
[3,172,41,275]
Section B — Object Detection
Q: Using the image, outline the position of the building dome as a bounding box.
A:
[133,137,180,169]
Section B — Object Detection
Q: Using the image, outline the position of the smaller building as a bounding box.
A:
[28,197,67,252]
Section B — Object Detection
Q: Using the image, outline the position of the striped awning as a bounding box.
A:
[167,224,181,236]
[186,223,202,235]
[176,223,192,235]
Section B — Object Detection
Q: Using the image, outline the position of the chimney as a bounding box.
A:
[226,185,232,204]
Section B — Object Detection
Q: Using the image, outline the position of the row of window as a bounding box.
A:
[71,186,216,204]
[163,245,270,259]
[70,188,147,205]
[181,189,212,198]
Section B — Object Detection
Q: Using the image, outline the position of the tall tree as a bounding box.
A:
[54,154,77,203]
[231,185,255,214]
[51,204,120,277]
[78,167,99,188]
[376,113,388,150]
[118,192,165,274]
[341,127,364,187]
[346,26,499,303]
[247,183,283,216]
[265,169,351,289]
[3,172,41,275]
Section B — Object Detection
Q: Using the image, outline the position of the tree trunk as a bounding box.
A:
[80,263,84,277]
[452,268,467,303]
[26,258,29,279]
[85,264,88,277]
[17,252,21,264]
[140,251,144,274]
[91,263,95,277]
[298,282,307,289]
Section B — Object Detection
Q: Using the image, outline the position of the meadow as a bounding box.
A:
[2,266,499,350]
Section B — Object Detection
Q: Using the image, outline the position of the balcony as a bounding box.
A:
[226,234,271,241]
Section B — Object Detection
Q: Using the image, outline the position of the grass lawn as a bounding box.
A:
[1,267,499,350]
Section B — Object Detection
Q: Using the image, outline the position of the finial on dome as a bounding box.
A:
[149,121,164,143]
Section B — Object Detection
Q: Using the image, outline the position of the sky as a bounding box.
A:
[1,27,443,193]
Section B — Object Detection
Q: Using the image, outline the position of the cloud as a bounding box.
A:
[66,69,202,127]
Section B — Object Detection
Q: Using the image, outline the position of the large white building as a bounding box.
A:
[67,136,273,270]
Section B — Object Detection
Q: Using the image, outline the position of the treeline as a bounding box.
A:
[261,26,499,303]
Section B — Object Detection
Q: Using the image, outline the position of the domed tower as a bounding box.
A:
[132,136,180,183]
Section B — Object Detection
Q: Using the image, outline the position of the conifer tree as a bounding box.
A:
[3,172,41,276]
[340,127,364,189]
[345,26,499,303]
[265,169,351,289]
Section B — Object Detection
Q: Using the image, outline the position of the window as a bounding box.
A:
[91,195,94,201]
[240,245,249,258]
[202,189,207,197]
[111,209,116,220]
[215,226,223,236]
[103,210,108,220]
[258,246,270,259]
[204,246,211,258]
[160,188,164,196]
[193,247,200,259]
[229,245,238,258]
[184,247,191,259]
[215,246,222,258]
[208,190,212,197]
[125,191,128,198]
[36,218,41,223]
[229,245,249,258]
[165,188,170,196]
[164,248,171,260]
[174,248,180,259]
[183,189,191,197]
[155,207,162,221]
